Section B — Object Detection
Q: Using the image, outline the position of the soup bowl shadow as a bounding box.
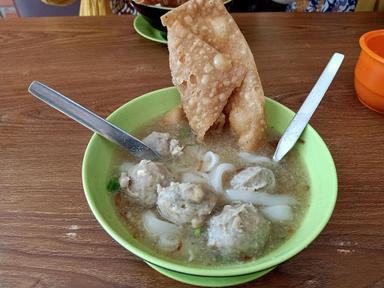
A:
[82,87,338,286]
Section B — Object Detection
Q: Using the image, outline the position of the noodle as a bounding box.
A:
[225,189,297,206]
[201,151,220,172]
[209,163,236,193]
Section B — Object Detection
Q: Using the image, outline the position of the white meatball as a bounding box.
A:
[120,160,171,207]
[207,204,270,256]
[230,166,275,193]
[143,132,171,156]
[142,131,183,157]
[157,182,217,228]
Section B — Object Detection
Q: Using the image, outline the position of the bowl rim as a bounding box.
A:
[359,29,384,65]
[133,15,168,44]
[82,86,338,277]
[131,0,232,10]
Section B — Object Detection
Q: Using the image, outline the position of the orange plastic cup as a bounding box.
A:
[355,30,384,113]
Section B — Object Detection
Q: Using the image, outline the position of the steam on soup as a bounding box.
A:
[108,109,309,266]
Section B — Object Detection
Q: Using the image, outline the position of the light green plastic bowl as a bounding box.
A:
[82,87,337,279]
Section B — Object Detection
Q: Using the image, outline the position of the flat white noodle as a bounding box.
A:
[209,163,236,194]
[201,151,220,172]
[261,205,293,222]
[181,172,209,184]
[238,152,276,166]
[158,234,181,252]
[142,211,181,236]
[225,189,297,206]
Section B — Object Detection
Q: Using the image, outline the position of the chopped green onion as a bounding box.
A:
[107,177,120,193]
[193,227,201,237]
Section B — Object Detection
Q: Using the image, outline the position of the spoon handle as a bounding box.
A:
[28,81,159,160]
[273,53,344,162]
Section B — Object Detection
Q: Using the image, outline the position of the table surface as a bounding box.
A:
[1,12,384,288]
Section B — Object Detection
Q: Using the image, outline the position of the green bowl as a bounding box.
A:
[82,87,337,279]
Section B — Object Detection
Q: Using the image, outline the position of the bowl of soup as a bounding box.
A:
[82,87,337,283]
[131,0,233,32]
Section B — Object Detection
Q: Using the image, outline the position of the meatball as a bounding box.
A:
[142,131,183,157]
[119,160,171,207]
[207,204,270,256]
[230,166,275,193]
[143,132,171,156]
[157,182,217,228]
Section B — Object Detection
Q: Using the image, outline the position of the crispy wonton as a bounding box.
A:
[162,0,266,151]
[167,21,246,140]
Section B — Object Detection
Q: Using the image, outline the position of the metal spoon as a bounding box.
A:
[28,81,160,161]
[273,53,344,162]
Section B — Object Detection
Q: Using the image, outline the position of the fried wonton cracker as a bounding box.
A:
[162,0,266,151]
[166,21,246,140]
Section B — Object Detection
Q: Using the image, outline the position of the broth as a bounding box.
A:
[108,115,309,266]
